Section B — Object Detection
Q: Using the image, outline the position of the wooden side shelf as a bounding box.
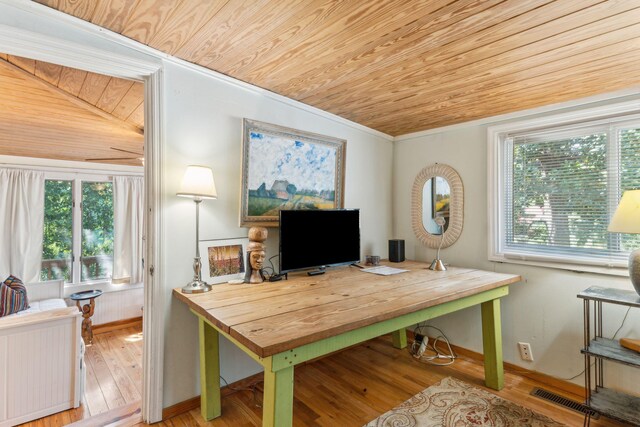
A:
[582,338,640,368]
[589,387,640,426]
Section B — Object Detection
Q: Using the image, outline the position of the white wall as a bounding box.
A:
[393,95,640,395]
[160,61,394,406]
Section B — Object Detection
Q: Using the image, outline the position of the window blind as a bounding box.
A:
[501,121,640,267]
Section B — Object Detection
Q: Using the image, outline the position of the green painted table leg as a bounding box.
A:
[199,318,222,420]
[481,298,504,390]
[391,328,407,349]
[262,365,294,427]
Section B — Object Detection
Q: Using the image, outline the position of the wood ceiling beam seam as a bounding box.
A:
[57,66,88,97]
[34,61,63,86]
[7,54,36,74]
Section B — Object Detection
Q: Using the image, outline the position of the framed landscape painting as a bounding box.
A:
[240,119,346,227]
[199,238,249,284]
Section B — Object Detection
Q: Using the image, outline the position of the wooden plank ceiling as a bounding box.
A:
[35,0,640,136]
[0,53,143,166]
[3,54,144,131]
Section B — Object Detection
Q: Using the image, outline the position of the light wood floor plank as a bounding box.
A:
[148,334,625,427]
[93,334,141,404]
[85,344,127,411]
[81,347,110,417]
[111,330,144,395]
[18,325,142,426]
[21,324,625,426]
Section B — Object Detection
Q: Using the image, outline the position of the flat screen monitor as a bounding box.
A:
[279,209,360,273]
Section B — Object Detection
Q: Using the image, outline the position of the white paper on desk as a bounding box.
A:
[361,266,409,276]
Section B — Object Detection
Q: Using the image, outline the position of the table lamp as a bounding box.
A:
[177,165,217,293]
[608,189,640,296]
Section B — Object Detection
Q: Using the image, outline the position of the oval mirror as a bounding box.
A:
[411,164,463,249]
[422,176,451,235]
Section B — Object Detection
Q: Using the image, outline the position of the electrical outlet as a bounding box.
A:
[518,342,534,361]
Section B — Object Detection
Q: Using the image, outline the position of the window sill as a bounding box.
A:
[63,280,143,298]
[489,254,629,277]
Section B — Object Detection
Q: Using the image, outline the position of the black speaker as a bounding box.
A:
[389,239,405,262]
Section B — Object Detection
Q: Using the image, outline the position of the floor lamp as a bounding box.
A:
[177,165,217,294]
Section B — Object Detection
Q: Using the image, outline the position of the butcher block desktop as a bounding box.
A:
[173,260,521,427]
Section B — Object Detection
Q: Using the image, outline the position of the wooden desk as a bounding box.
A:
[173,261,521,427]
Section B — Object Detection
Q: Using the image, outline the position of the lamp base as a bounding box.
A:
[429,258,447,271]
[629,249,640,296]
[182,279,211,294]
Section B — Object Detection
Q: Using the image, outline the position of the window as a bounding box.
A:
[42,180,73,281]
[41,175,113,283]
[489,103,640,272]
[81,181,113,281]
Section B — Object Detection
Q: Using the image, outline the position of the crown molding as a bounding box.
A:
[0,24,160,79]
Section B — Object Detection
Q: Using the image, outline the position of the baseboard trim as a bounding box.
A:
[406,331,585,398]
[161,396,200,421]
[161,372,264,420]
[93,317,142,334]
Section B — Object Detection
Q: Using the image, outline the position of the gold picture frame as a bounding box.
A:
[240,119,346,227]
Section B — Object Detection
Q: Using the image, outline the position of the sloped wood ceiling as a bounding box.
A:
[0,55,143,166]
[1,53,144,131]
[35,0,640,136]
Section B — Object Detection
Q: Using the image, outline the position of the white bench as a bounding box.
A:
[0,280,84,426]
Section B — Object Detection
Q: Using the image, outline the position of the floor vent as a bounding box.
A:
[530,388,599,419]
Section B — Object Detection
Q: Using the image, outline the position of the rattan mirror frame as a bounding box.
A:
[411,163,464,249]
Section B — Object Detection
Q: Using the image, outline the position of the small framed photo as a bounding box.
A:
[199,238,249,284]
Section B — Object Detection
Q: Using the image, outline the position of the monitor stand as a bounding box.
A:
[307,267,326,276]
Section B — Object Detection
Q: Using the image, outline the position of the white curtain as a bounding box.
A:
[113,176,144,284]
[0,168,45,283]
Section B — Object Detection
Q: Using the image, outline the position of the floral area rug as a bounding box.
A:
[364,377,565,426]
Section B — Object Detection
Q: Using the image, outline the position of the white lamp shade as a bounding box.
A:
[608,190,640,234]
[177,165,217,199]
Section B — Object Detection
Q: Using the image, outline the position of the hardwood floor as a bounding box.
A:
[20,328,626,426]
[147,335,626,427]
[19,323,143,426]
